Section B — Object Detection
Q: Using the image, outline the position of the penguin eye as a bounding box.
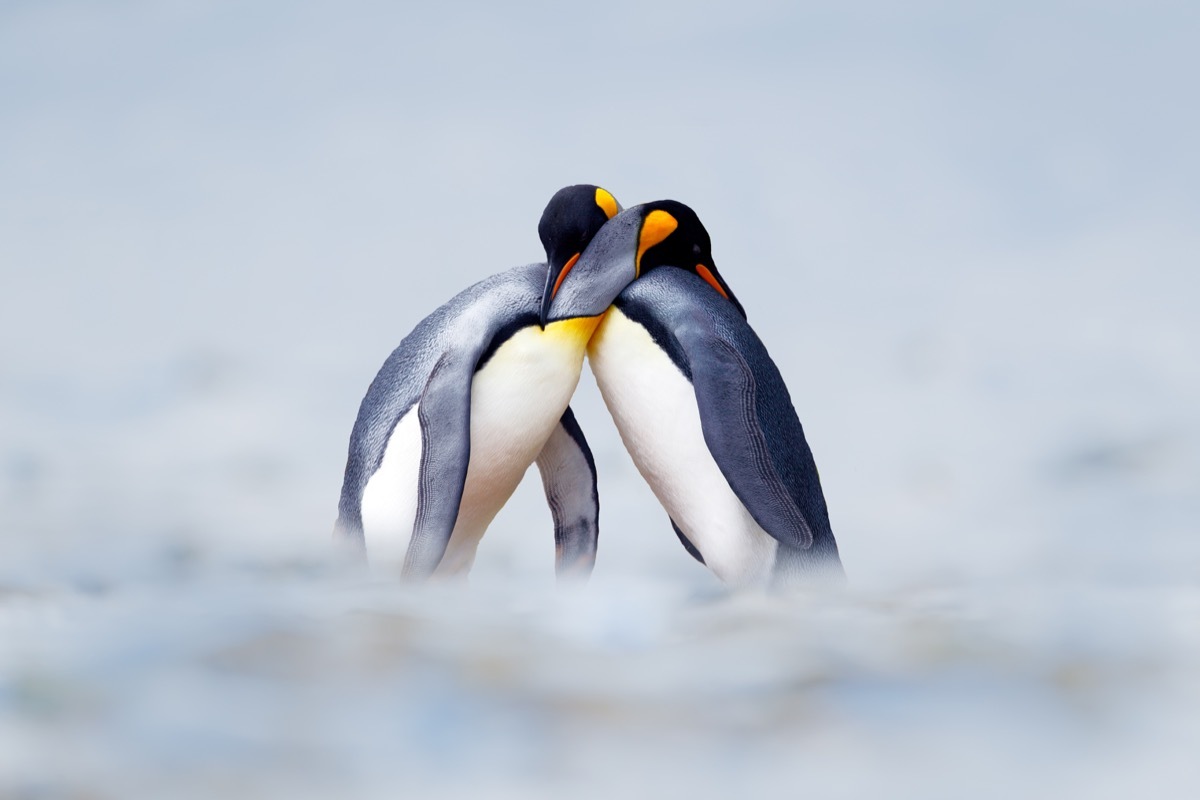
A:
[692,244,702,255]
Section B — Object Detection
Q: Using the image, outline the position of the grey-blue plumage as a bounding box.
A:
[589,267,844,586]
[336,183,630,581]
[535,405,600,576]
[335,262,601,579]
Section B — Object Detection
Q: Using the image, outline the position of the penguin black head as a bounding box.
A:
[634,200,746,319]
[538,184,622,326]
[541,198,747,325]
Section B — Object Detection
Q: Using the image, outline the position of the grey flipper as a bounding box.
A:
[614,269,843,574]
[335,263,546,576]
[402,352,475,577]
[771,539,846,586]
[670,518,706,565]
[681,319,815,549]
[535,406,600,579]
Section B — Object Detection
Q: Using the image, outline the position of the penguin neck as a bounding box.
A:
[544,313,605,350]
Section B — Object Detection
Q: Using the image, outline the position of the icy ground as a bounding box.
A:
[3,1,1199,797]
[2,556,1199,798]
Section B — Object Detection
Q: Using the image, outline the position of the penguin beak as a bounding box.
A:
[540,252,581,328]
[696,260,747,319]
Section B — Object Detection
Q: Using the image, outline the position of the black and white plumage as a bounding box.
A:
[579,202,845,587]
[335,185,624,580]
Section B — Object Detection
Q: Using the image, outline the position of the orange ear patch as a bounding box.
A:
[636,210,678,276]
[552,252,581,299]
[696,264,730,299]
[594,188,619,219]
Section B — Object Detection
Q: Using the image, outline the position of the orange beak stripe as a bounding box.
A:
[696,264,730,300]
[551,252,581,300]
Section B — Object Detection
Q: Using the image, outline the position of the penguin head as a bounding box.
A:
[538,184,622,326]
[634,200,746,318]
[543,200,746,324]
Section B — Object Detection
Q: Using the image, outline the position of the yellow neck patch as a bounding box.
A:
[636,210,678,276]
[594,187,619,220]
[545,313,605,346]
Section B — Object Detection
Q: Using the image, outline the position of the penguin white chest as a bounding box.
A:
[362,320,594,574]
[438,321,591,567]
[588,308,778,586]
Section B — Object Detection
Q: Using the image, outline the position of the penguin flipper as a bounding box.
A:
[535,406,599,579]
[402,352,474,579]
[677,312,818,551]
[670,518,706,565]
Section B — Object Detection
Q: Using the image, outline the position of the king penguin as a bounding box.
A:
[335,184,628,580]
[546,201,845,588]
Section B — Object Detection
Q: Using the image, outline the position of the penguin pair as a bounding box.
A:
[336,186,843,587]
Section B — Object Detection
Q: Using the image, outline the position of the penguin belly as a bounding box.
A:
[589,309,779,586]
[360,403,423,565]
[436,318,599,574]
[361,317,599,575]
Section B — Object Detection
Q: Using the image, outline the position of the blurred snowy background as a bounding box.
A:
[2,1,1197,797]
